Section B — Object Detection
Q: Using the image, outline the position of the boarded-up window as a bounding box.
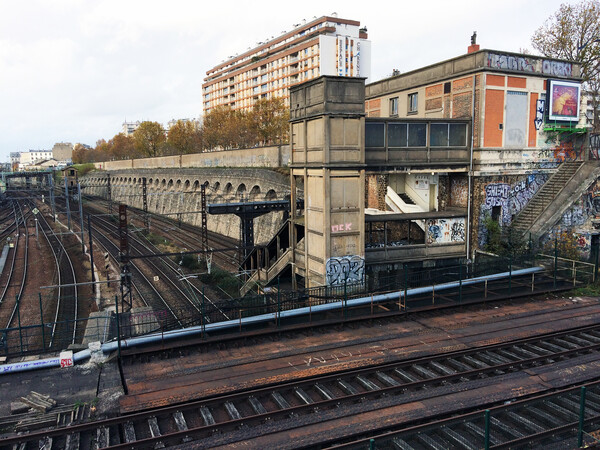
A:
[505,91,528,148]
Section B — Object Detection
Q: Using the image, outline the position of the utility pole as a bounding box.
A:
[49,173,56,222]
[88,214,95,293]
[142,177,149,232]
[201,182,209,272]
[118,204,132,313]
[107,173,112,215]
[78,183,85,255]
[64,176,71,230]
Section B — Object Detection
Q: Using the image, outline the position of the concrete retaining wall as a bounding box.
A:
[94,145,291,171]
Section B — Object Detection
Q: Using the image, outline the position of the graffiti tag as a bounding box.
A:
[325,255,365,286]
[534,99,545,130]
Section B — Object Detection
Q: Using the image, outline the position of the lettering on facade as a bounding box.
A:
[484,183,510,208]
[326,255,365,285]
[487,53,572,77]
[534,99,545,130]
[331,223,353,232]
[487,53,534,72]
[542,60,572,77]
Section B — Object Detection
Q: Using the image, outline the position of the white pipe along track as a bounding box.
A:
[0,266,544,375]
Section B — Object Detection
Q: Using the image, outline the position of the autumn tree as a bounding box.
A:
[532,0,600,131]
[202,106,255,150]
[167,120,203,155]
[109,133,137,160]
[132,121,166,157]
[251,97,289,144]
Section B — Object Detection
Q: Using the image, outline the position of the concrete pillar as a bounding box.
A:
[289,76,366,288]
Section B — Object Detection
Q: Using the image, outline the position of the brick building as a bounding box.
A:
[364,44,585,254]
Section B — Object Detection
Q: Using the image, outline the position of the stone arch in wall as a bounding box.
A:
[193,180,199,191]
[161,179,166,188]
[249,185,261,201]
[176,180,182,191]
[224,182,233,196]
[265,189,277,200]
[213,181,220,193]
[236,183,246,200]
[184,180,190,191]
[167,179,174,190]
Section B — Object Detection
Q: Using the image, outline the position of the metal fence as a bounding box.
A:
[0,252,596,358]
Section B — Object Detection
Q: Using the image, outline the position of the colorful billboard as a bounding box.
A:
[547,79,581,122]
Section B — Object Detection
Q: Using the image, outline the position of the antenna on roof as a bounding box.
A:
[471,31,477,45]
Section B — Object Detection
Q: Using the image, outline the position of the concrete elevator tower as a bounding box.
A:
[289,76,366,288]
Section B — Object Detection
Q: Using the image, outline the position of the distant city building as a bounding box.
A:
[122,121,141,136]
[18,149,53,170]
[52,142,73,162]
[584,91,599,130]
[166,118,201,131]
[9,152,20,171]
[202,14,371,114]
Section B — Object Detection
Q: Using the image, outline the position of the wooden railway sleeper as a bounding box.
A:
[147,416,165,449]
[314,383,335,401]
[293,387,313,405]
[375,371,400,387]
[248,396,268,416]
[356,375,379,392]
[491,415,526,439]
[415,432,450,450]
[527,404,568,426]
[440,426,475,449]
[505,411,545,434]
[173,410,192,443]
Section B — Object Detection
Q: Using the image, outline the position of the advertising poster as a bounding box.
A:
[548,79,581,122]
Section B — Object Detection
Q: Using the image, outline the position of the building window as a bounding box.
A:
[408,93,418,113]
[389,97,399,116]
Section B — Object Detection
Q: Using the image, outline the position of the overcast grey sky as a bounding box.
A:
[0,0,575,161]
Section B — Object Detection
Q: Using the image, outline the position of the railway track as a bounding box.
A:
[0,202,28,330]
[334,382,600,449]
[36,204,79,348]
[5,321,600,448]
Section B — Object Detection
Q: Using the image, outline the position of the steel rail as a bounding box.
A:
[0,202,19,307]
[2,202,28,329]
[6,320,600,448]
[37,204,79,346]
[92,215,204,317]
[89,220,183,328]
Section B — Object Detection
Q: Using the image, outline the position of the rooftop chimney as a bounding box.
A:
[468,31,480,53]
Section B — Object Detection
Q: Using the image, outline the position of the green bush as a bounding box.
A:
[200,267,241,297]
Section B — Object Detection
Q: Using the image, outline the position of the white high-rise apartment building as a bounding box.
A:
[202,15,371,113]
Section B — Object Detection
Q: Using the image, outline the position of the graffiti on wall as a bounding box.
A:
[537,141,585,163]
[478,174,549,247]
[484,183,510,208]
[486,53,573,77]
[450,177,469,208]
[326,255,365,285]
[534,99,545,130]
[426,218,466,244]
[487,53,534,72]
[542,60,573,77]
